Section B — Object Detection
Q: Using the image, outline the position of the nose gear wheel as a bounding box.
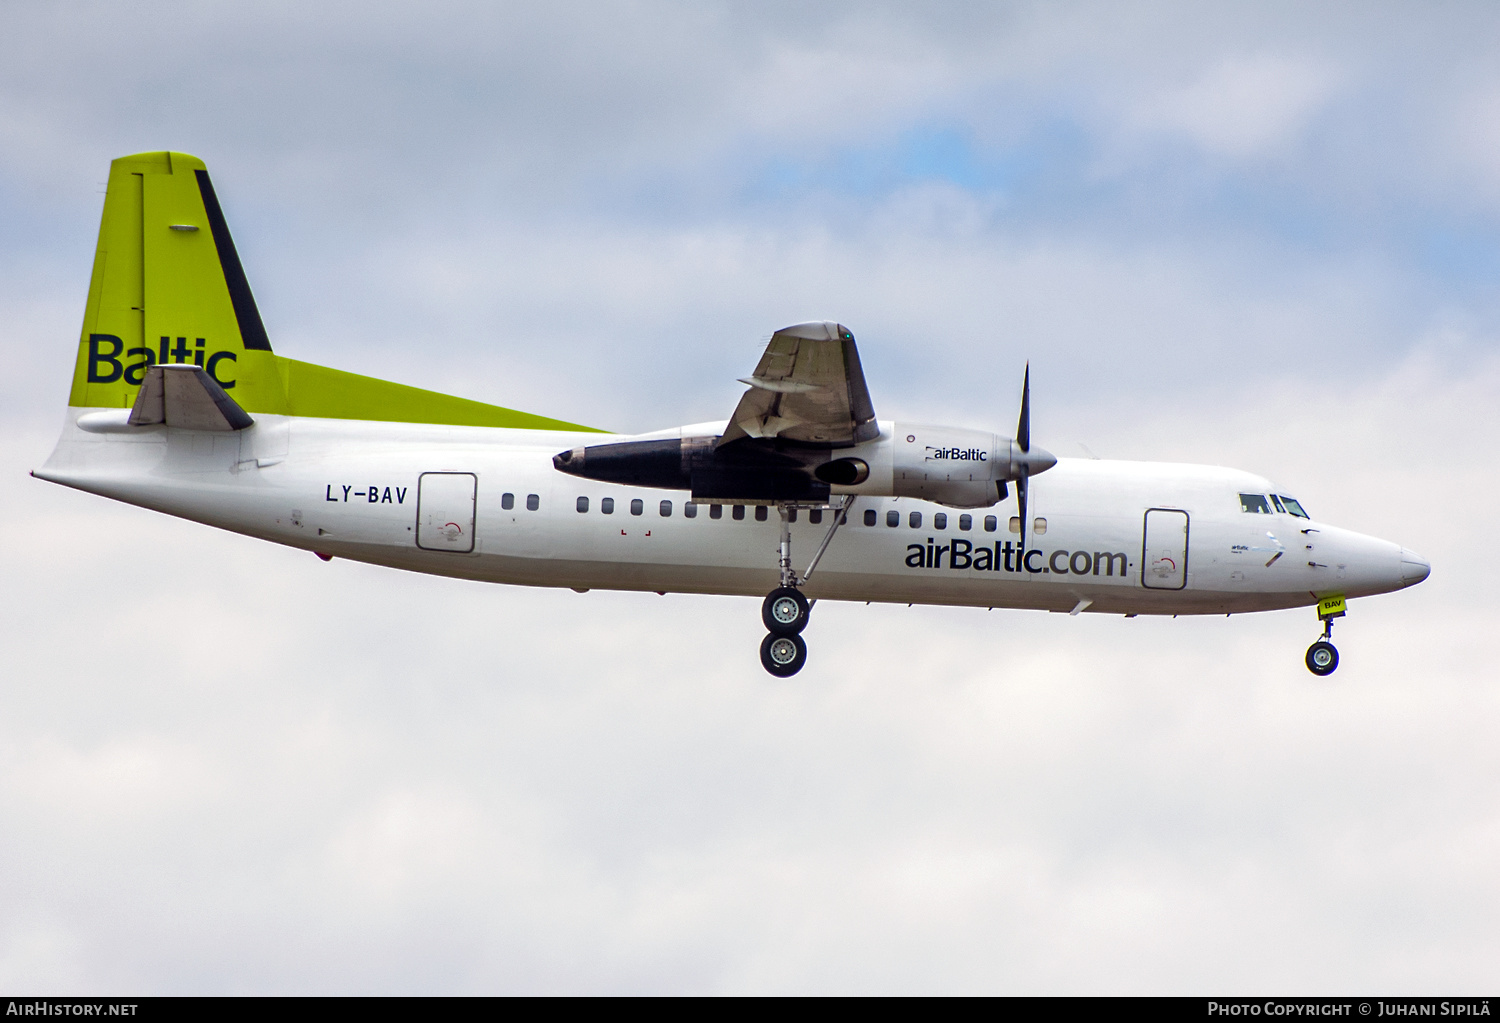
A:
[1306,640,1338,675]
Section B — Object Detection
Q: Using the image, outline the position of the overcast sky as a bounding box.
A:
[2,0,1497,994]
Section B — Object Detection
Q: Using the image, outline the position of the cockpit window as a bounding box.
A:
[1269,494,1286,513]
[1277,496,1309,519]
[1239,493,1272,514]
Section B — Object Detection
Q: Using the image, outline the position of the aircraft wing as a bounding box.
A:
[718,321,879,448]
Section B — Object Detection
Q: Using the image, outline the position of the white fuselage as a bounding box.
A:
[36,412,1425,615]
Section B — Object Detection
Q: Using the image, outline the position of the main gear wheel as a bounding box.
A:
[762,586,811,636]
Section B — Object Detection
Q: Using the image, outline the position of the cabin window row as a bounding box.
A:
[500,492,539,511]
[568,498,1050,534]
[858,509,1047,534]
[574,498,824,521]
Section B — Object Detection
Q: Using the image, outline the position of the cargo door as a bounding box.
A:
[1142,508,1189,590]
[416,472,476,552]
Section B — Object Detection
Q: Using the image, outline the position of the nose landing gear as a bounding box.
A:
[757,497,853,676]
[1305,595,1345,676]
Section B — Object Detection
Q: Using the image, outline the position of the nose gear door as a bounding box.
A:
[1142,508,1189,590]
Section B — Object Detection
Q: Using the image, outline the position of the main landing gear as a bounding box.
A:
[757,497,854,677]
[1305,598,1345,676]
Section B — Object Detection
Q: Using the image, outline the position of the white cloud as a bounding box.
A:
[1136,53,1341,160]
[1447,79,1500,201]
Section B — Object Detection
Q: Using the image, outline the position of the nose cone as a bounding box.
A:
[1399,548,1431,587]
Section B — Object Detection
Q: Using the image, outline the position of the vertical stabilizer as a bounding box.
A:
[69,151,287,412]
[55,151,598,432]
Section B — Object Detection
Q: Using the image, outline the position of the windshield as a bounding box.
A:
[1277,496,1309,519]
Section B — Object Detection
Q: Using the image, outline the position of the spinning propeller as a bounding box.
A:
[1012,364,1056,556]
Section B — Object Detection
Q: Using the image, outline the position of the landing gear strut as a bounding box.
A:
[1306,599,1344,676]
[757,497,854,676]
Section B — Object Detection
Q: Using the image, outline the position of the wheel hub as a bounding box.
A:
[771,597,801,625]
[768,637,799,665]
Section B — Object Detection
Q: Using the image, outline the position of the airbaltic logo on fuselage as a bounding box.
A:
[905,537,1130,577]
[86,334,238,388]
[927,446,987,461]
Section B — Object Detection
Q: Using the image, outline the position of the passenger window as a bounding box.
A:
[710,504,723,519]
[1239,493,1272,514]
[755,506,768,521]
[501,492,515,510]
[1270,495,1286,513]
[684,502,697,518]
[630,498,644,516]
[934,513,947,530]
[959,514,972,531]
[864,509,877,527]
[1033,517,1047,535]
[601,497,614,514]
[576,496,589,513]
[809,509,823,525]
[733,505,745,520]
[886,510,900,527]
[909,511,922,528]
[787,508,797,523]
[660,500,672,517]
[526,493,539,511]
[984,515,997,533]
[1008,516,1020,533]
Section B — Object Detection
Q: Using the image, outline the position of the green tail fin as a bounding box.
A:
[71,151,284,411]
[71,151,599,433]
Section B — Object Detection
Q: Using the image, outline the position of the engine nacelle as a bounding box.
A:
[887,423,1013,508]
[553,420,1054,509]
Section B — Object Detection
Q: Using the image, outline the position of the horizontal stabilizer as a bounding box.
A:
[129,364,254,431]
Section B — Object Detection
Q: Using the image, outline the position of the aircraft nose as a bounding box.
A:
[1399,548,1431,587]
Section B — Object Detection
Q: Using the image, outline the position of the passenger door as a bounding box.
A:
[416,472,476,552]
[1141,508,1189,590]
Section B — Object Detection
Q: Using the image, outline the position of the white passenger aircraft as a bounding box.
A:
[35,152,1431,677]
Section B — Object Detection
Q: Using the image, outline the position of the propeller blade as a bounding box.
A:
[1016,362,1031,454]
[1017,474,1029,556]
[1011,362,1051,557]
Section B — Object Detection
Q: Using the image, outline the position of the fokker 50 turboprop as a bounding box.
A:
[35,152,1431,676]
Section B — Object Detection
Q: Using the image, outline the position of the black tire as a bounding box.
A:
[762,586,811,636]
[1306,640,1339,676]
[760,632,807,677]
